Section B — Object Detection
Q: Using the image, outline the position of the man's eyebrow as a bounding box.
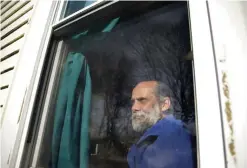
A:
[131,97,147,102]
[136,97,147,101]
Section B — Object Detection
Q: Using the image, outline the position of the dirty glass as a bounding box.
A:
[39,2,197,168]
[63,0,97,18]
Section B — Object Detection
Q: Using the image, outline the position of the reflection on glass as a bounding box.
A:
[40,2,197,168]
[64,0,96,18]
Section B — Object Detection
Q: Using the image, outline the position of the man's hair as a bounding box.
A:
[155,81,175,114]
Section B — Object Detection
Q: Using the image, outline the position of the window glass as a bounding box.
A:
[38,2,197,168]
[63,0,97,18]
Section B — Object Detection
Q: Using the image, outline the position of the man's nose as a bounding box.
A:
[132,102,141,112]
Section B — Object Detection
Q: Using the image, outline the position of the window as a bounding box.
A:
[63,0,97,18]
[29,2,197,168]
[18,1,226,168]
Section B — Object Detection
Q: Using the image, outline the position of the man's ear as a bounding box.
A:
[160,97,171,111]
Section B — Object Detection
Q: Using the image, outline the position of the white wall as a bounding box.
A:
[208,1,247,168]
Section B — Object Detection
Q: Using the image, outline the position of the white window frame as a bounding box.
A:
[188,2,225,168]
[1,1,228,168]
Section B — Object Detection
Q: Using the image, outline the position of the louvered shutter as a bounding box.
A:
[0,0,35,121]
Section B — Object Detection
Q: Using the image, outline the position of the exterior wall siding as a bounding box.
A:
[0,0,35,125]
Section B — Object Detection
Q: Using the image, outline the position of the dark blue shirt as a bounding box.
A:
[127,115,194,168]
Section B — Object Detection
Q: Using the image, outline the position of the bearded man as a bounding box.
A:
[127,81,194,168]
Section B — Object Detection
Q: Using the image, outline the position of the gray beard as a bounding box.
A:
[132,104,162,133]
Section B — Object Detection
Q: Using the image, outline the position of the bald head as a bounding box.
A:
[134,81,158,90]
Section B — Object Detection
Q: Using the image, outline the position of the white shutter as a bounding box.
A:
[0,0,34,123]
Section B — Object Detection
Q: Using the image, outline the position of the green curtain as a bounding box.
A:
[52,52,92,168]
[51,17,120,168]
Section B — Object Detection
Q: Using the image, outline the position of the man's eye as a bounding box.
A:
[138,98,147,103]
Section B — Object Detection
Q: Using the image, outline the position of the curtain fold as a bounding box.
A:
[52,52,92,168]
[51,17,120,168]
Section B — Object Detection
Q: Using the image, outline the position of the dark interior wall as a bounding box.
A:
[65,2,194,145]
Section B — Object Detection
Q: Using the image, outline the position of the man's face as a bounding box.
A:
[131,81,162,133]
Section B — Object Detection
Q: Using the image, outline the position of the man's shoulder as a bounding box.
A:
[156,117,186,135]
[162,119,192,139]
[134,117,192,149]
[138,118,189,147]
[150,119,191,147]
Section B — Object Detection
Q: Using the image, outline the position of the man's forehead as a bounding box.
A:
[135,81,157,88]
[132,81,157,98]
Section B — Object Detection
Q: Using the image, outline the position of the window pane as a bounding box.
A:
[38,2,197,168]
[63,0,97,18]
